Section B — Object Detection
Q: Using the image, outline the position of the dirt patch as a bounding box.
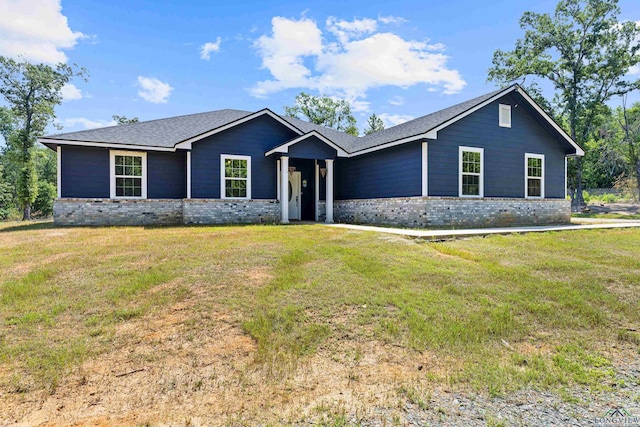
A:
[2,297,448,426]
[586,202,640,215]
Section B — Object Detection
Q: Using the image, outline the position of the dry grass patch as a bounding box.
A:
[1,222,639,424]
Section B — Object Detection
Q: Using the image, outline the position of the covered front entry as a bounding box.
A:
[266,130,346,224]
[276,156,334,223]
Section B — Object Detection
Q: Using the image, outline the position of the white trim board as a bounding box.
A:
[39,138,176,152]
[57,145,62,198]
[514,87,584,156]
[421,142,428,197]
[186,151,192,199]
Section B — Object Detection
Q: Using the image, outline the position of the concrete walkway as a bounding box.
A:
[324,220,640,240]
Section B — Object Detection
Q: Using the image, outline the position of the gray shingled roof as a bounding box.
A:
[43,109,255,148]
[351,87,507,152]
[279,115,361,151]
[42,86,512,153]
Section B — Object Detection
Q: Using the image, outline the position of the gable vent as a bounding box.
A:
[499,104,511,128]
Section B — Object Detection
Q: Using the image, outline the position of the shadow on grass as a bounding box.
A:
[0,220,318,233]
[0,220,56,233]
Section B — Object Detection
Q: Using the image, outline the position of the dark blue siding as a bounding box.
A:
[148,151,186,199]
[61,146,109,198]
[335,141,422,199]
[429,93,567,198]
[191,115,299,199]
[288,136,337,159]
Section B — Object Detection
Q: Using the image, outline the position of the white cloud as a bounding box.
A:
[378,15,408,25]
[379,113,415,127]
[389,96,404,106]
[60,83,82,101]
[136,76,174,104]
[61,117,116,130]
[250,16,465,106]
[0,0,85,63]
[326,16,377,45]
[252,16,323,98]
[200,37,222,60]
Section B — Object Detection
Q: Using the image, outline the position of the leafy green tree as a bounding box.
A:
[609,99,640,198]
[488,0,640,209]
[35,147,57,184]
[0,106,13,143]
[112,115,139,125]
[33,180,56,217]
[0,56,86,220]
[285,92,359,136]
[0,163,13,219]
[364,113,385,135]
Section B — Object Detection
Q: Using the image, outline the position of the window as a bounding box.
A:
[221,154,251,199]
[109,151,146,198]
[459,146,484,197]
[499,104,511,128]
[525,153,544,198]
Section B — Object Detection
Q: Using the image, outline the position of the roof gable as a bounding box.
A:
[265,131,348,158]
[39,84,583,157]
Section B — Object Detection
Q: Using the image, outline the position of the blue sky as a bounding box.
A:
[1,0,639,135]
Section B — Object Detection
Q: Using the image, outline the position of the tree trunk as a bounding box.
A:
[636,159,640,202]
[573,157,585,211]
[22,204,31,221]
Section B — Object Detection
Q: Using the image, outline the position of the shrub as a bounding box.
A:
[33,181,56,217]
[601,193,617,204]
[582,191,591,203]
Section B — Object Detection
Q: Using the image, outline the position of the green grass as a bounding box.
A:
[1,221,639,397]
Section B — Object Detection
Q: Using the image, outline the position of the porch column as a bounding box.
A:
[56,145,62,198]
[325,159,334,223]
[314,160,319,221]
[280,156,289,224]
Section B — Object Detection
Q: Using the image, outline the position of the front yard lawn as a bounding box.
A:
[1,222,639,424]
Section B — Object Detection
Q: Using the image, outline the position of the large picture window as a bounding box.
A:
[110,151,146,198]
[459,146,484,197]
[221,154,251,199]
[525,153,545,198]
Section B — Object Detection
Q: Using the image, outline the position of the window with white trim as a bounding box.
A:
[110,150,147,198]
[499,104,511,128]
[459,146,483,197]
[525,153,544,198]
[221,154,251,199]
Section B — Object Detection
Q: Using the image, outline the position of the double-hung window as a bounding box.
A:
[525,153,544,198]
[459,146,484,197]
[221,154,251,199]
[110,151,147,198]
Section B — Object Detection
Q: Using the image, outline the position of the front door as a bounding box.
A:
[288,171,301,220]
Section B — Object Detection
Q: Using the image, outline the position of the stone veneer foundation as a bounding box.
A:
[334,197,570,228]
[183,199,279,225]
[54,199,279,226]
[54,197,570,228]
